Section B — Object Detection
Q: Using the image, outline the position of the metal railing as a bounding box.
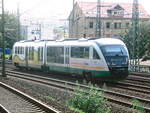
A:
[130,64,150,73]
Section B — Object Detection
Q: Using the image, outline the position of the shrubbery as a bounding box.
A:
[132,99,145,113]
[68,84,111,113]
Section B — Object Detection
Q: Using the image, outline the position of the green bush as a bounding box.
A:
[68,84,111,113]
[132,99,145,113]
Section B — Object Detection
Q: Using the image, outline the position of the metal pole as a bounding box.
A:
[72,0,75,37]
[96,0,101,38]
[132,0,139,71]
[1,0,6,77]
[39,24,41,39]
[17,3,20,41]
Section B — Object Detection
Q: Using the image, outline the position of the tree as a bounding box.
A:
[0,12,18,49]
[120,21,150,60]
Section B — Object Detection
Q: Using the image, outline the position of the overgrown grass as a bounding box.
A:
[132,99,145,113]
[44,96,55,101]
[67,83,111,113]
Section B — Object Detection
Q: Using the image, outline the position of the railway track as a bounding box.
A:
[0,104,10,113]
[0,60,12,64]
[131,72,150,77]
[128,75,150,83]
[6,69,150,93]
[109,81,150,94]
[124,75,150,87]
[0,82,60,113]
[5,70,150,112]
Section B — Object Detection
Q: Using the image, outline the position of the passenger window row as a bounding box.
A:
[38,47,43,61]
[28,47,34,60]
[15,47,24,55]
[14,46,100,62]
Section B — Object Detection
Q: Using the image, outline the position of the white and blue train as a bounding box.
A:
[12,38,129,81]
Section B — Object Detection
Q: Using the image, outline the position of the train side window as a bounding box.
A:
[32,47,34,60]
[17,47,19,54]
[22,47,24,54]
[38,47,41,61]
[71,47,89,59]
[15,47,17,54]
[47,46,64,64]
[71,47,79,58]
[41,47,43,61]
[16,47,18,54]
[38,47,40,61]
[57,47,64,64]
[21,47,23,54]
[37,47,43,62]
[93,49,100,59]
[20,47,22,54]
[47,47,54,63]
[29,47,31,60]
[29,47,32,60]
[19,47,21,54]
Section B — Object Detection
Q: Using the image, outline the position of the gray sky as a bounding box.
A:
[4,0,150,22]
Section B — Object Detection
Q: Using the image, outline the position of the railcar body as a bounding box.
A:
[12,38,129,81]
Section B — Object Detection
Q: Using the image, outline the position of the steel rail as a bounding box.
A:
[128,75,150,82]
[6,70,150,112]
[131,72,150,76]
[0,104,10,113]
[108,82,150,94]
[0,82,60,113]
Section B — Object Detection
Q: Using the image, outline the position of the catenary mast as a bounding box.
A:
[96,0,101,38]
[132,0,140,71]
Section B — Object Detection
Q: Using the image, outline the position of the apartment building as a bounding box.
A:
[68,2,150,38]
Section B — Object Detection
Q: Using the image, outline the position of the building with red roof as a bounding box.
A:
[68,2,150,38]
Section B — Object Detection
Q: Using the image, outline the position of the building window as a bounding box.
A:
[114,22,122,29]
[114,11,117,15]
[114,23,117,29]
[89,22,93,28]
[118,23,121,29]
[106,22,110,29]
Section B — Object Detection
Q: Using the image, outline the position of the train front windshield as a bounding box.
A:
[100,45,129,67]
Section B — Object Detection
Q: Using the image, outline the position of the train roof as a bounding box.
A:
[13,38,126,47]
[96,38,125,46]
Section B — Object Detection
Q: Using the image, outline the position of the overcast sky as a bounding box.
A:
[4,0,150,21]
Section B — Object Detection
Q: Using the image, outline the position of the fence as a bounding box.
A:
[130,64,150,73]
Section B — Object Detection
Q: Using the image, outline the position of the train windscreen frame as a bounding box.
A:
[99,45,129,67]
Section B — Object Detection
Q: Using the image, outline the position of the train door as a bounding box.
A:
[70,46,90,71]
[25,46,28,69]
[90,47,104,70]
[65,46,70,68]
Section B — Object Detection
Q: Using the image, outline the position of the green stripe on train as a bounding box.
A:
[47,65,111,77]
